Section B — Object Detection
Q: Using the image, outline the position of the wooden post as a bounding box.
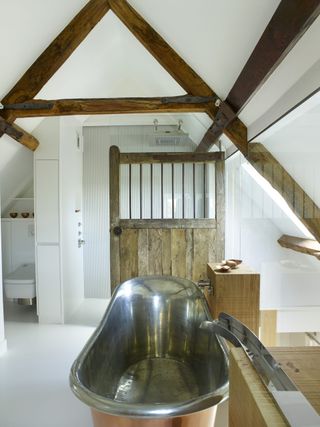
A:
[109,145,121,293]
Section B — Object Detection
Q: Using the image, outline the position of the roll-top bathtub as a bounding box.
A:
[70,276,229,425]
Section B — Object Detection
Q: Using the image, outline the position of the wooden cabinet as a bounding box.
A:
[207,263,260,335]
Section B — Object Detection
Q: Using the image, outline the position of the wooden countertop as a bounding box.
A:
[270,347,320,414]
[230,347,320,426]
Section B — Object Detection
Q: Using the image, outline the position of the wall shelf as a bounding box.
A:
[278,234,320,260]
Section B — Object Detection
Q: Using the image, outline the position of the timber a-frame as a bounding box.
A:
[1,0,320,243]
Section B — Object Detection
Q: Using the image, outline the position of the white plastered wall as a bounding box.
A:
[33,117,85,323]
[226,152,320,333]
[0,195,7,355]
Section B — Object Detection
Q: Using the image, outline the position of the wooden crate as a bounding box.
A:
[207,263,260,335]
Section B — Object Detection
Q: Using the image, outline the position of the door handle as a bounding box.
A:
[113,226,122,236]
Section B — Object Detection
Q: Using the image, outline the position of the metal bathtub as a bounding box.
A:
[70,276,229,427]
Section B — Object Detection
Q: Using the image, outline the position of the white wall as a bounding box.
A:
[0,144,33,215]
[259,98,320,208]
[1,219,35,278]
[0,198,7,355]
[34,118,62,323]
[34,117,85,323]
[60,117,84,320]
[226,153,320,333]
[83,125,196,298]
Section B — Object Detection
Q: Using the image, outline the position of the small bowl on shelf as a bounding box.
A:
[21,212,30,218]
[214,265,231,273]
[221,259,243,269]
[9,212,18,218]
[229,259,242,266]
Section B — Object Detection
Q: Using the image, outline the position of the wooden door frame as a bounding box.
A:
[109,145,225,291]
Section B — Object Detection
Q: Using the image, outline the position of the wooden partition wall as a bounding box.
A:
[109,146,225,291]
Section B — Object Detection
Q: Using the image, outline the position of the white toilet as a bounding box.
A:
[4,264,36,300]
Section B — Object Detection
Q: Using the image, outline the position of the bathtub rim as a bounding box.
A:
[69,275,229,419]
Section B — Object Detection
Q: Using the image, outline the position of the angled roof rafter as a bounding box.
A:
[0,116,39,151]
[196,0,320,153]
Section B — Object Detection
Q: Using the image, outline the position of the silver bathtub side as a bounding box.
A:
[70,276,229,418]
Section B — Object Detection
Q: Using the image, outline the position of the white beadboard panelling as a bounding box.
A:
[35,160,60,243]
[131,164,141,219]
[10,220,35,271]
[120,165,130,219]
[152,164,162,219]
[173,164,183,218]
[83,128,110,298]
[83,125,194,298]
[162,163,172,219]
[0,200,5,350]
[206,163,215,218]
[184,163,194,218]
[1,221,12,277]
[142,164,151,219]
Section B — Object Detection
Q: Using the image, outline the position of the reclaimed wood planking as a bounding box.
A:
[161,229,172,276]
[137,228,149,276]
[120,229,138,282]
[171,229,187,278]
[148,229,163,275]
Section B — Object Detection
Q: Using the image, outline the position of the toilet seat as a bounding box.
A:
[4,264,36,299]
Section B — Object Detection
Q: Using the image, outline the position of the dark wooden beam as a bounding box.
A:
[248,143,320,242]
[196,103,248,155]
[1,0,110,122]
[0,116,39,151]
[197,0,320,153]
[278,234,320,260]
[120,151,224,164]
[2,95,216,118]
[227,0,320,113]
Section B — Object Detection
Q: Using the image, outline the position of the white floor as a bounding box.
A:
[0,299,228,427]
[0,300,108,427]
